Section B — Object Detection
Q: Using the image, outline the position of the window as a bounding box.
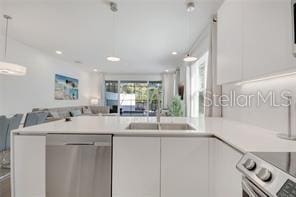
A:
[105,81,119,113]
[120,81,148,116]
[190,52,208,118]
[105,81,118,93]
[148,81,162,116]
[105,80,162,116]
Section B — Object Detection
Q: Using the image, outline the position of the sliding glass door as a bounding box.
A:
[105,80,162,117]
[120,81,148,116]
[148,81,162,116]
[105,81,119,113]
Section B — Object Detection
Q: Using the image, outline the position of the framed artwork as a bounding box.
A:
[55,74,79,100]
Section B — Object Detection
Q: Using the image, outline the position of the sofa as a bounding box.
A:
[32,106,110,122]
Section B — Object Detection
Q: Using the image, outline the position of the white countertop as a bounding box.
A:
[13,116,296,153]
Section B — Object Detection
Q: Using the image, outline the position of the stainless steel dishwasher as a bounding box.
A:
[46,134,112,197]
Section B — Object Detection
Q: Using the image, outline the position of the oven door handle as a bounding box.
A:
[242,178,259,197]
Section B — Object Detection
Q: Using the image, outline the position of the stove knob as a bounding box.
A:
[256,168,272,182]
[243,159,257,171]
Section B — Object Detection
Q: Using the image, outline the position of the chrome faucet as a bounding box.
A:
[156,90,162,123]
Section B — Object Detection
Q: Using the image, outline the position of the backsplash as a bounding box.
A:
[222,75,296,133]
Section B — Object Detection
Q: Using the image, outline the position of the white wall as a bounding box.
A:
[0,35,100,116]
[222,76,296,134]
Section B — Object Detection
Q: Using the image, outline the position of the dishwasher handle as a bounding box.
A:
[65,142,95,146]
[64,142,111,146]
[46,135,112,146]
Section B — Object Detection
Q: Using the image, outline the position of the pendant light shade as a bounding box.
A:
[0,62,27,76]
[0,15,27,76]
[183,54,197,62]
[107,56,120,62]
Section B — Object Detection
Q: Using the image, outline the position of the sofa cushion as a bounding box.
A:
[49,111,60,119]
[90,106,110,114]
[82,107,92,115]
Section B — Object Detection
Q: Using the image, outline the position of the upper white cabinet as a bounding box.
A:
[161,137,209,197]
[112,137,161,197]
[217,0,243,84]
[217,0,294,84]
[243,0,291,79]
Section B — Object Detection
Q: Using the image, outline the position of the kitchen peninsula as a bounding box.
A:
[11,116,296,197]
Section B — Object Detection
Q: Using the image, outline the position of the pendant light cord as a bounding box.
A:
[187,11,192,55]
[4,17,8,58]
[3,15,11,59]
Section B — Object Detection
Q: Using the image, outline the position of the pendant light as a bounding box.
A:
[0,15,27,76]
[184,54,197,62]
[107,2,120,62]
[183,2,197,63]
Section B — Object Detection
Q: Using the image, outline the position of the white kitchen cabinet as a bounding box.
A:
[113,136,210,197]
[217,0,295,84]
[161,137,209,197]
[210,138,243,197]
[243,0,291,79]
[12,135,46,197]
[217,0,243,84]
[112,137,161,197]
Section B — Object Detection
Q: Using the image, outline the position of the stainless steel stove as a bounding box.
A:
[237,152,296,197]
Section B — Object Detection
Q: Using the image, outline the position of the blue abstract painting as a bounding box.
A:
[55,74,79,100]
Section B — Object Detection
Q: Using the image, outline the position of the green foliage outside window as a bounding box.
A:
[169,96,185,117]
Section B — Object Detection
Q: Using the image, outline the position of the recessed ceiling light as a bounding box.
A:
[183,54,197,62]
[171,51,178,55]
[93,69,99,72]
[56,50,63,55]
[165,69,169,73]
[107,56,120,62]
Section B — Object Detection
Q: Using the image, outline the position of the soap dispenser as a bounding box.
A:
[278,96,296,140]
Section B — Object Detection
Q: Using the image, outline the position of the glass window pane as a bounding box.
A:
[190,52,208,118]
[120,81,148,117]
[148,81,162,117]
[105,80,119,113]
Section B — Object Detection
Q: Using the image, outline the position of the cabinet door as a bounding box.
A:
[12,135,46,197]
[243,0,291,79]
[217,0,243,84]
[0,177,11,197]
[161,137,209,197]
[112,137,160,197]
[210,139,242,197]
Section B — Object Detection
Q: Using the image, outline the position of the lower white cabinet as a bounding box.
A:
[12,135,46,197]
[112,137,161,197]
[210,138,243,197]
[161,137,209,197]
[12,135,243,197]
[113,136,210,197]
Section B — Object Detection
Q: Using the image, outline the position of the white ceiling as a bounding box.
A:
[0,0,223,74]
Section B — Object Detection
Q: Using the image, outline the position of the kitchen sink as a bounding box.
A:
[158,123,195,130]
[126,123,195,130]
[126,123,159,130]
